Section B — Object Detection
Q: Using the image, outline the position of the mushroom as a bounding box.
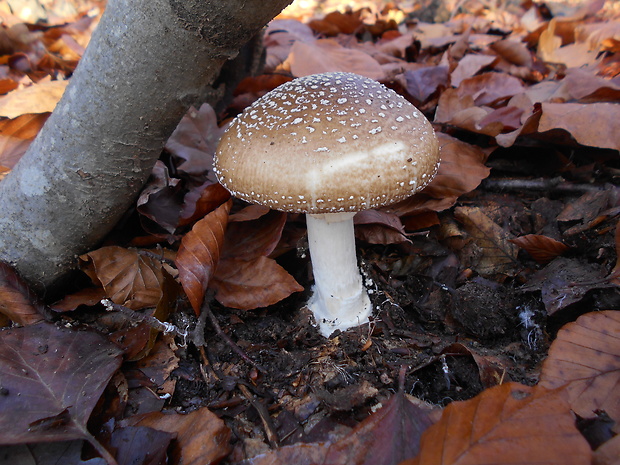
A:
[214,72,440,337]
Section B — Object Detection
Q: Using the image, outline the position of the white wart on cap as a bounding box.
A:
[214,72,440,213]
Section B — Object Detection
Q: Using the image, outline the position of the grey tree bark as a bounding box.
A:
[0,0,292,292]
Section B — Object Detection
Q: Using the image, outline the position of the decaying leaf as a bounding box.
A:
[510,234,570,264]
[539,310,620,421]
[176,199,232,314]
[80,246,166,310]
[0,80,68,118]
[454,205,519,277]
[125,407,232,465]
[403,383,592,465]
[0,261,46,325]
[0,322,123,445]
[211,256,303,310]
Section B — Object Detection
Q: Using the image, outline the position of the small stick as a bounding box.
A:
[101,299,188,342]
[238,383,279,448]
[481,177,605,195]
[200,297,267,374]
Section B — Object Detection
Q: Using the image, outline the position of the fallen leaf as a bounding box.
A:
[454,205,519,277]
[404,66,449,102]
[0,322,123,445]
[0,440,106,465]
[165,103,224,178]
[538,18,563,62]
[449,54,496,88]
[222,210,288,261]
[176,199,232,314]
[403,383,592,465]
[0,261,46,325]
[179,181,231,227]
[354,209,409,244]
[510,234,570,264]
[455,72,525,107]
[521,257,613,315]
[0,80,68,118]
[211,256,303,310]
[538,102,620,150]
[593,434,620,465]
[80,246,166,310]
[109,426,174,465]
[539,310,620,421]
[0,112,49,168]
[287,39,385,80]
[137,160,184,235]
[126,407,232,465]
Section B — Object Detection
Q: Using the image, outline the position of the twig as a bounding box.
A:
[137,249,176,267]
[200,297,268,374]
[101,299,188,344]
[481,177,606,195]
[238,383,279,448]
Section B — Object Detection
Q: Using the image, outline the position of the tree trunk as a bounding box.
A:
[0,0,292,292]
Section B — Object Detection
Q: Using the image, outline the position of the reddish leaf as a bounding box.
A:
[176,199,232,314]
[0,322,123,445]
[179,181,231,227]
[0,262,46,325]
[354,210,409,245]
[125,407,231,465]
[211,256,303,310]
[222,210,288,260]
[246,391,437,465]
[455,72,525,107]
[539,311,620,421]
[80,246,165,310]
[510,234,570,264]
[323,390,436,465]
[403,383,592,465]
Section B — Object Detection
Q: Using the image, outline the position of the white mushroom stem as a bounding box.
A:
[306,212,372,337]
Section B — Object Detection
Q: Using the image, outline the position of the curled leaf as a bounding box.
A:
[176,199,232,314]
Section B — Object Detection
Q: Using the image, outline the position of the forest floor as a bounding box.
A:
[0,1,619,464]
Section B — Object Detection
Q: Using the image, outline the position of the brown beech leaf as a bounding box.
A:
[179,181,231,227]
[0,322,123,445]
[454,205,519,277]
[521,257,613,315]
[124,407,232,465]
[489,38,533,67]
[176,199,232,314]
[222,210,288,261]
[404,66,449,103]
[594,434,620,465]
[403,383,592,465]
[211,256,303,310]
[455,72,525,107]
[80,246,165,310]
[0,262,46,325]
[450,54,496,88]
[287,39,385,80]
[539,311,620,421]
[0,112,49,169]
[538,102,620,150]
[510,234,570,264]
[110,426,174,465]
[354,210,409,244]
[323,390,436,465]
[137,160,184,235]
[245,391,436,465]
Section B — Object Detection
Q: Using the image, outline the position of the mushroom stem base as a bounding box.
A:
[306,212,372,337]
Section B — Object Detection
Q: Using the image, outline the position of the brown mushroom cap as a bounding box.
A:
[214,72,440,214]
